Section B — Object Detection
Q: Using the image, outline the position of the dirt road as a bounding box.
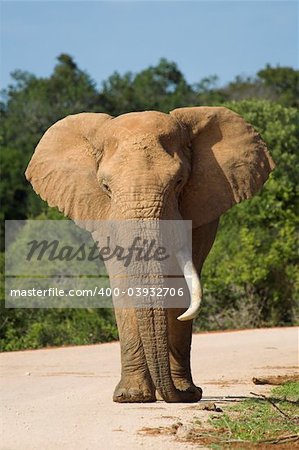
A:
[1,327,298,450]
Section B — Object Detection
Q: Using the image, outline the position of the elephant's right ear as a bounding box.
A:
[25,113,113,221]
[170,107,275,228]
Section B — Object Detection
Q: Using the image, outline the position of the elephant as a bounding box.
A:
[25,106,275,403]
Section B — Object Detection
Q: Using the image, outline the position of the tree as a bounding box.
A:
[99,71,136,115]
[221,66,299,107]
[258,65,299,107]
[98,58,197,115]
[193,75,228,105]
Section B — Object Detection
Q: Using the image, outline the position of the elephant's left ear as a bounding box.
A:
[25,112,113,225]
[170,106,275,228]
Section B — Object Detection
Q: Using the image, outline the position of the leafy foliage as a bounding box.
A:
[258,65,299,107]
[0,306,118,351]
[222,64,299,107]
[98,58,197,114]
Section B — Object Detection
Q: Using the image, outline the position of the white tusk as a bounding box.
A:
[176,249,202,321]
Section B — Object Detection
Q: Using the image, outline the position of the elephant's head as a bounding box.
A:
[25,107,274,402]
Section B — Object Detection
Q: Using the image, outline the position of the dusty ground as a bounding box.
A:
[1,327,298,450]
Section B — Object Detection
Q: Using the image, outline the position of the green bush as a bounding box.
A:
[0,304,118,351]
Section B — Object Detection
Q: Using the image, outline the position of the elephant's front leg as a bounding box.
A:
[166,219,219,400]
[113,308,156,403]
[167,308,202,400]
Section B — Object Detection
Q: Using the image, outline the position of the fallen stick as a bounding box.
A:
[221,434,299,445]
[250,392,299,422]
[252,374,299,385]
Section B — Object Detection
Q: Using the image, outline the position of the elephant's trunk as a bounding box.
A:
[129,224,198,402]
[136,305,181,402]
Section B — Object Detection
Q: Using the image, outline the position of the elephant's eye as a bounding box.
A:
[176,178,183,189]
[101,181,112,197]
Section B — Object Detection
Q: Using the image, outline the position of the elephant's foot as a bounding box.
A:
[113,376,156,403]
[156,378,202,402]
[174,378,202,402]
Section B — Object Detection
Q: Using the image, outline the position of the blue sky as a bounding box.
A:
[0,1,298,89]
